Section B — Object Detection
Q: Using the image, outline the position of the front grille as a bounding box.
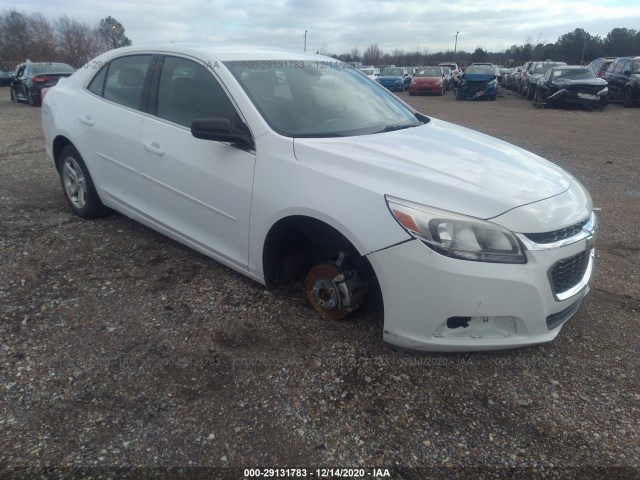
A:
[551,250,590,295]
[565,85,602,95]
[525,218,589,244]
[465,81,486,93]
[546,298,583,330]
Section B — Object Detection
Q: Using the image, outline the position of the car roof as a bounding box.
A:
[108,44,331,62]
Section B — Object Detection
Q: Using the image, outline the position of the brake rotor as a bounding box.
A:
[304,263,350,320]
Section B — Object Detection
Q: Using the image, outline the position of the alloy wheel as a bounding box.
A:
[62,157,87,209]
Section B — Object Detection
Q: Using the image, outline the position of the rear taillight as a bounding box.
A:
[32,76,49,84]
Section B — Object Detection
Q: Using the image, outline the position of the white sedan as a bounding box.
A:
[42,45,596,351]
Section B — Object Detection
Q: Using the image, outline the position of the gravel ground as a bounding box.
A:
[0,85,639,479]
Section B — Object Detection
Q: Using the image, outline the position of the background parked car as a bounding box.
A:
[0,69,14,87]
[439,62,460,87]
[409,66,445,96]
[358,66,380,81]
[456,64,498,101]
[533,66,609,110]
[604,56,640,107]
[376,66,411,91]
[440,66,453,90]
[10,61,75,106]
[522,61,567,99]
[589,57,617,78]
[516,61,534,94]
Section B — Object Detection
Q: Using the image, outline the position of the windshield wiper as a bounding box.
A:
[294,132,345,138]
[375,124,420,134]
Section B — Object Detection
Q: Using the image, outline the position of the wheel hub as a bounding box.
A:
[304,262,366,320]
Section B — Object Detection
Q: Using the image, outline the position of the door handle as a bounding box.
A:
[79,114,94,126]
[144,142,164,156]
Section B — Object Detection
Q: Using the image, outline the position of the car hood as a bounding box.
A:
[293,118,573,220]
[552,77,608,87]
[462,74,495,82]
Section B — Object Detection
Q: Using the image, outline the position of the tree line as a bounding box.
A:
[0,10,131,70]
[328,27,640,67]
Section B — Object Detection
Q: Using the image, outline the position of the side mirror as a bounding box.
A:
[191,117,253,149]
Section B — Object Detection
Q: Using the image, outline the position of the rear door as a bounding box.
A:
[606,59,628,99]
[79,54,155,213]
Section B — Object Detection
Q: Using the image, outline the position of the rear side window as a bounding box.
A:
[87,66,108,96]
[613,59,628,74]
[156,56,237,128]
[100,55,153,110]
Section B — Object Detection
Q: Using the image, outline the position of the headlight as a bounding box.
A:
[386,196,526,264]
[488,79,497,86]
[597,87,608,96]
[435,79,442,85]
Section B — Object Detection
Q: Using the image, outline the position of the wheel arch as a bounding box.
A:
[261,213,383,310]
[52,135,75,172]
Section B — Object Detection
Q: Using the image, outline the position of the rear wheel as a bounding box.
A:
[27,88,40,107]
[58,145,109,219]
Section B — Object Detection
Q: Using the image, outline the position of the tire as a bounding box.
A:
[623,88,633,107]
[526,84,535,100]
[58,145,109,219]
[27,89,40,107]
[533,89,543,108]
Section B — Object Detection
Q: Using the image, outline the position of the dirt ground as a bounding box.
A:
[0,85,639,479]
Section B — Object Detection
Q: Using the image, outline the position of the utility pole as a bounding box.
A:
[304,30,308,52]
[454,31,459,62]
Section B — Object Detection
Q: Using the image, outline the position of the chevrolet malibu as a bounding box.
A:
[42,45,597,352]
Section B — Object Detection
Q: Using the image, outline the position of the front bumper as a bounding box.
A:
[456,84,497,100]
[378,81,404,91]
[410,83,442,94]
[367,236,594,352]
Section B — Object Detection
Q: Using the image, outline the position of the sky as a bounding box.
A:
[5,0,640,54]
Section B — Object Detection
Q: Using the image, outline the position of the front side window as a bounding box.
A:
[226,60,424,138]
[101,55,153,110]
[156,56,237,128]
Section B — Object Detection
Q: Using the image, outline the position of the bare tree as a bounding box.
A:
[0,10,31,62]
[55,15,99,67]
[316,41,330,56]
[27,13,57,61]
[349,47,360,62]
[363,43,382,66]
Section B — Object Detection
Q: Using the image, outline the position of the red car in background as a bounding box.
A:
[409,66,445,96]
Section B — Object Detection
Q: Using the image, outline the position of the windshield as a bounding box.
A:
[533,62,564,74]
[416,67,442,77]
[226,60,424,138]
[633,60,640,74]
[464,65,494,75]
[380,67,403,76]
[552,68,596,80]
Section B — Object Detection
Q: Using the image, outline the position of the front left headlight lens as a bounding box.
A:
[386,196,526,264]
